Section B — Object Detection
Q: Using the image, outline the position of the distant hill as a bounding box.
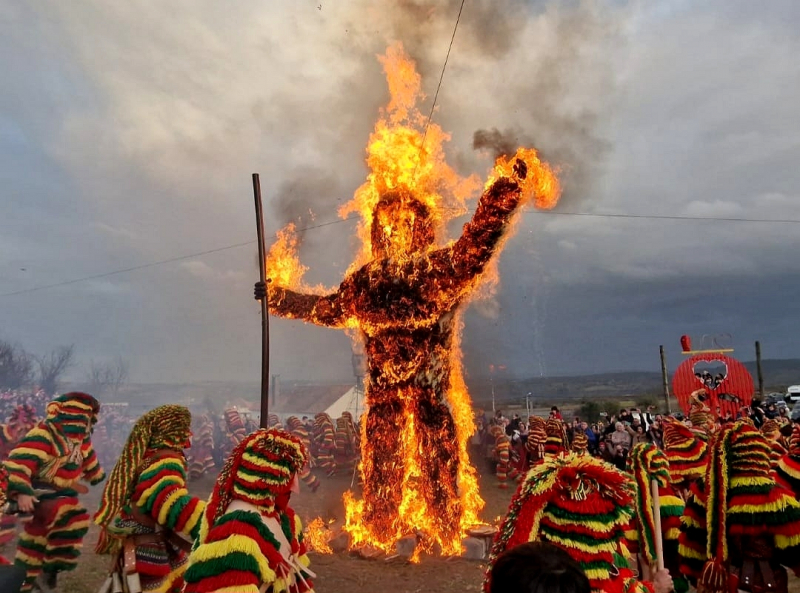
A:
[65,358,800,413]
[469,358,800,406]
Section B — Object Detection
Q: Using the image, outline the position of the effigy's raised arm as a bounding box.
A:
[449,158,528,279]
[446,151,559,286]
[268,285,348,328]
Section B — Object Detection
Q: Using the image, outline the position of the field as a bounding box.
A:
[5,461,800,593]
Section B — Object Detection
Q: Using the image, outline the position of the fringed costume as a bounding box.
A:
[268,413,283,430]
[333,412,358,472]
[760,419,787,469]
[286,417,320,493]
[625,443,686,591]
[571,431,589,455]
[678,420,800,593]
[184,428,314,593]
[662,418,707,495]
[688,390,715,439]
[187,414,216,481]
[490,426,517,489]
[486,453,656,593]
[312,414,336,477]
[525,416,547,469]
[0,464,26,592]
[774,424,800,497]
[3,393,104,592]
[94,405,205,593]
[0,405,38,548]
[221,408,247,461]
[544,418,567,456]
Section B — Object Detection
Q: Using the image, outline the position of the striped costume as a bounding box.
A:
[625,443,686,591]
[220,408,247,461]
[0,405,38,547]
[544,418,567,456]
[0,464,26,591]
[95,405,205,593]
[333,412,358,471]
[184,428,314,593]
[486,453,656,593]
[187,414,216,481]
[524,416,547,469]
[3,393,104,592]
[774,424,800,497]
[286,417,320,493]
[761,419,787,469]
[312,414,336,477]
[490,426,517,489]
[662,418,708,495]
[678,421,800,593]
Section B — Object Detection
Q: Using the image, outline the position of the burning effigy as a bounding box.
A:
[265,42,560,557]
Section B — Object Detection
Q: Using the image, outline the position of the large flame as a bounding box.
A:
[267,42,561,559]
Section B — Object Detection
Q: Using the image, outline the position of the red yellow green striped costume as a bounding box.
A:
[678,421,800,593]
[625,443,686,591]
[333,412,358,471]
[94,405,205,593]
[544,418,567,456]
[312,413,336,476]
[662,418,708,493]
[525,416,547,468]
[486,453,655,593]
[0,404,38,548]
[3,392,104,592]
[184,428,314,593]
[774,425,800,497]
[286,417,320,493]
[187,414,216,481]
[490,426,517,489]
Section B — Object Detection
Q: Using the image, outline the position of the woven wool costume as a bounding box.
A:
[486,453,655,593]
[286,417,320,493]
[662,418,708,492]
[544,418,567,456]
[760,419,787,469]
[625,443,686,591]
[187,414,216,481]
[312,413,336,476]
[220,408,247,461]
[3,392,104,592]
[678,421,800,593]
[571,431,589,455]
[688,390,715,438]
[525,416,547,468]
[774,424,800,497]
[183,428,314,593]
[94,405,205,593]
[0,404,38,547]
[490,426,517,489]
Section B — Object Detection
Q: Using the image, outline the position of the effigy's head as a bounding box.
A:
[371,188,435,259]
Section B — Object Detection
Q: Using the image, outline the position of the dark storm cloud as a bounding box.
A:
[1,0,800,387]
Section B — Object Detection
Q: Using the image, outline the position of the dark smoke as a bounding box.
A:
[472,127,520,159]
[271,168,346,240]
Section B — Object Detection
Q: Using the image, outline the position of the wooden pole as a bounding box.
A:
[755,340,764,399]
[651,479,665,571]
[253,173,270,428]
[660,345,671,414]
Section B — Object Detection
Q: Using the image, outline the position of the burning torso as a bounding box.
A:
[267,43,560,557]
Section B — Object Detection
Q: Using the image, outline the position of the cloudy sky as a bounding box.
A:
[2,0,799,387]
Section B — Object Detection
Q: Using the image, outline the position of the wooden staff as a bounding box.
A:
[651,479,665,571]
[253,173,270,429]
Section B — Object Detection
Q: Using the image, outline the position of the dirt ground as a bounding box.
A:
[4,463,800,593]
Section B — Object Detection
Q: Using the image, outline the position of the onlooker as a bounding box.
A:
[487,542,590,593]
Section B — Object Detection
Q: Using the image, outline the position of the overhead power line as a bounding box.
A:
[2,209,798,299]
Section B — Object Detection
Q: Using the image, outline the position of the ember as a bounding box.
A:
[267,43,561,559]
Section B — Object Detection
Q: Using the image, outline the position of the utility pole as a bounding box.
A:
[660,345,671,414]
[755,340,764,398]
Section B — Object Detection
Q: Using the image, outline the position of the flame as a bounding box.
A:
[266,41,561,559]
[304,517,334,554]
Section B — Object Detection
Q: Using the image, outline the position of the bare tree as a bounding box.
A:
[0,339,34,389]
[36,345,75,395]
[83,356,129,398]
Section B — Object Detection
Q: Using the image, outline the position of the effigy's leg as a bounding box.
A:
[415,397,462,544]
[361,399,405,541]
